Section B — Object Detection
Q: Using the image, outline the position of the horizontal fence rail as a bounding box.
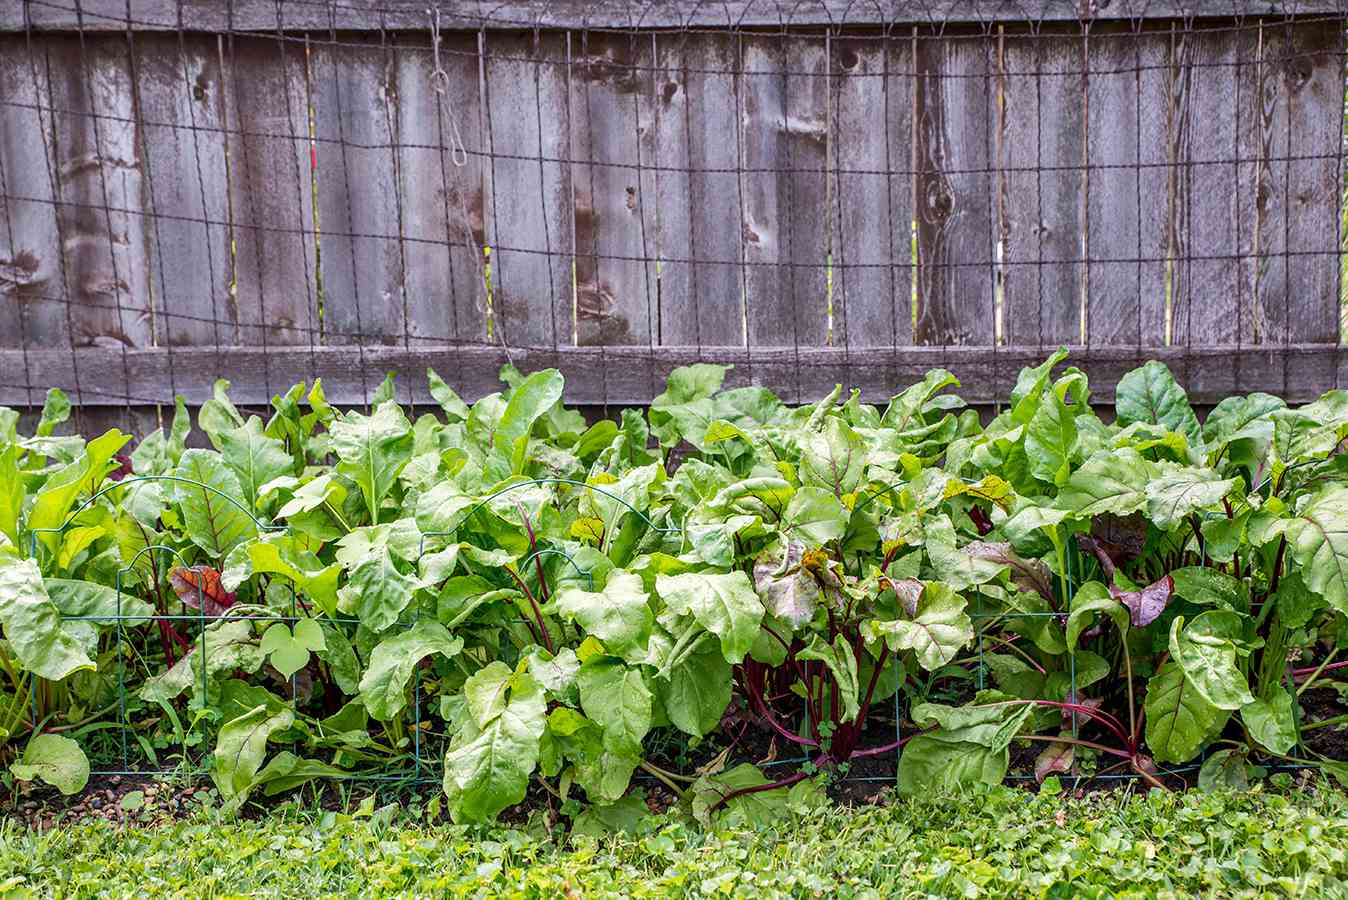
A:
[0,0,1345,416]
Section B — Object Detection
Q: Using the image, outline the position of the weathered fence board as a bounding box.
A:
[222,37,316,354]
[311,38,406,346]
[481,30,572,350]
[1084,27,1171,347]
[571,31,657,348]
[395,32,487,349]
[913,32,996,346]
[0,36,65,358]
[133,33,235,348]
[999,30,1086,348]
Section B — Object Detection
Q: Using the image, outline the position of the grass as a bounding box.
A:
[4,780,1348,897]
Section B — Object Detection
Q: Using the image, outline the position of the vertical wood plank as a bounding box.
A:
[1170,25,1243,346]
[481,31,572,350]
[396,32,488,347]
[570,31,657,347]
[133,33,235,346]
[223,37,316,349]
[1253,21,1342,346]
[1085,27,1171,347]
[0,36,65,351]
[913,30,995,346]
[311,36,405,346]
[46,35,154,350]
[999,30,1085,348]
[831,33,914,354]
[649,32,743,348]
[739,32,831,354]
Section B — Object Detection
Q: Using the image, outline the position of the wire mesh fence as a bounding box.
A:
[3,0,1348,794]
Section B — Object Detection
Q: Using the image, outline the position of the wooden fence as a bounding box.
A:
[0,0,1345,413]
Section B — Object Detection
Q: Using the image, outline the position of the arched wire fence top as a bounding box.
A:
[28,475,286,559]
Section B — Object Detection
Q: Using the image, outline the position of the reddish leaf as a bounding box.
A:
[1111,575,1174,627]
[1035,736,1075,783]
[170,566,237,617]
[108,454,133,482]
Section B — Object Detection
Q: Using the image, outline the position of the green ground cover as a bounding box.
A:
[3,781,1348,898]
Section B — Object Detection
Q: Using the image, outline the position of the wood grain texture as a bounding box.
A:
[1252,21,1342,347]
[9,0,1344,32]
[5,343,1342,408]
[570,31,657,347]
[738,32,831,366]
[831,31,915,362]
[132,33,235,347]
[913,30,996,346]
[310,37,406,346]
[1169,24,1245,346]
[998,30,1086,348]
[1085,26,1171,346]
[649,32,744,347]
[222,37,316,353]
[480,30,572,350]
[45,35,154,352]
[395,32,488,348]
[0,35,66,357]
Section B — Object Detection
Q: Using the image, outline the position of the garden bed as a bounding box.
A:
[5,349,1348,829]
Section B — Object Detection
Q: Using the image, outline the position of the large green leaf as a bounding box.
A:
[1168,612,1254,710]
[554,570,653,660]
[10,733,89,795]
[212,701,295,803]
[337,546,417,634]
[577,657,652,756]
[28,429,130,549]
[1144,661,1228,764]
[783,487,848,547]
[443,666,546,823]
[172,449,257,558]
[1024,380,1077,486]
[44,578,152,657]
[487,369,565,481]
[1145,466,1236,531]
[330,400,413,525]
[800,418,865,497]
[0,559,95,681]
[1115,361,1202,449]
[1055,449,1156,518]
[358,621,463,721]
[910,698,1034,750]
[1241,689,1297,756]
[656,571,763,664]
[869,581,973,672]
[657,642,732,738]
[217,417,292,513]
[897,735,1007,794]
[1272,487,1348,615]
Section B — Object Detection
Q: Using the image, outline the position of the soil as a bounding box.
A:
[1296,685,1348,759]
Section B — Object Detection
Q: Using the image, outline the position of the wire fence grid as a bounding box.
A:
[3,0,1348,790]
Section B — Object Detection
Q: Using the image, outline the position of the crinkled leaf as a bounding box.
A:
[1168,612,1254,710]
[358,621,463,721]
[140,619,263,703]
[1113,575,1174,628]
[657,641,732,738]
[800,417,865,498]
[1056,449,1156,518]
[171,449,257,558]
[212,701,295,803]
[337,547,417,633]
[329,400,413,524]
[897,735,1007,794]
[443,667,546,824]
[577,657,652,756]
[0,559,95,680]
[656,571,763,664]
[1271,487,1348,615]
[217,417,292,514]
[1145,466,1236,531]
[554,570,652,660]
[869,581,973,672]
